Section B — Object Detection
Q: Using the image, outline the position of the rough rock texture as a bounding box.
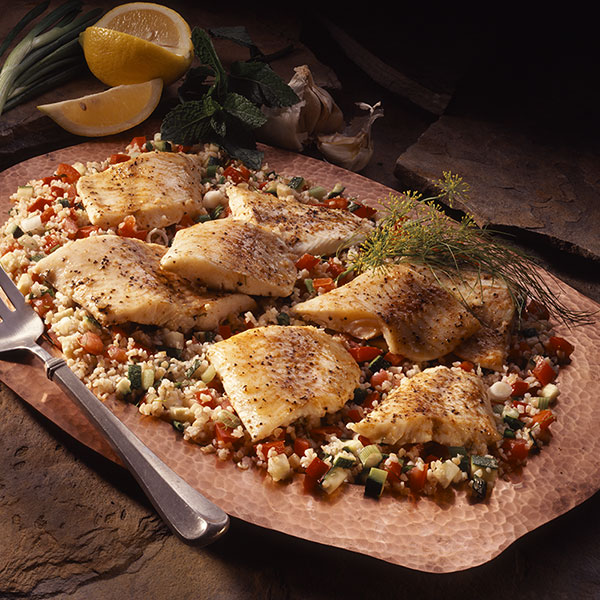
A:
[394,115,600,261]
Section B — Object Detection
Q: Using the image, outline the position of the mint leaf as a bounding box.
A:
[160,97,221,145]
[229,61,299,108]
[209,26,258,53]
[191,27,227,95]
[178,66,215,102]
[210,115,227,138]
[223,92,267,129]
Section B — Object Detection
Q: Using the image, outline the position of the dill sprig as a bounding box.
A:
[351,174,596,327]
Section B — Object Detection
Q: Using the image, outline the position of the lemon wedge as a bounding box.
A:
[37,79,163,137]
[80,2,193,86]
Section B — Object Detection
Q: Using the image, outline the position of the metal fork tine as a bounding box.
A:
[0,266,25,309]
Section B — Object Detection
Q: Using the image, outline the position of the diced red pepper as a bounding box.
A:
[305,457,330,480]
[223,164,251,183]
[105,345,128,363]
[176,214,196,230]
[502,438,529,465]
[458,360,474,372]
[76,225,101,238]
[313,277,336,292]
[109,153,130,164]
[526,299,550,320]
[62,216,79,239]
[384,352,404,366]
[530,409,556,431]
[46,329,62,350]
[351,204,377,219]
[293,437,311,457]
[30,293,54,317]
[258,441,286,458]
[382,460,403,484]
[325,197,348,209]
[56,163,81,184]
[510,379,530,397]
[346,408,363,422]
[80,331,105,355]
[358,435,372,446]
[214,422,238,446]
[40,205,56,224]
[310,425,344,439]
[42,175,60,186]
[325,257,345,278]
[348,346,382,363]
[532,357,556,387]
[546,336,575,358]
[117,215,148,240]
[28,196,53,212]
[363,391,380,410]
[130,136,146,148]
[407,463,429,492]
[369,370,390,388]
[41,233,61,253]
[218,324,232,339]
[194,390,218,409]
[294,253,320,271]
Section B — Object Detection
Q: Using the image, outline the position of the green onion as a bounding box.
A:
[0,1,103,115]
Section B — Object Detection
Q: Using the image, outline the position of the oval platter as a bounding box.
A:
[1,133,599,573]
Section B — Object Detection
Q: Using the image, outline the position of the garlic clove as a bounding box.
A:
[316,102,383,172]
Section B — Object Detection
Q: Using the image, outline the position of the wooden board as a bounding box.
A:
[1,136,599,573]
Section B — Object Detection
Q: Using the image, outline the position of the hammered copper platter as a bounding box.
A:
[1,135,599,573]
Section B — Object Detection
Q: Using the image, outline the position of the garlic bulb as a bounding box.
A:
[316,102,383,172]
[257,65,344,152]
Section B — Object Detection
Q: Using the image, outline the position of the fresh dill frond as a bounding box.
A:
[351,184,596,327]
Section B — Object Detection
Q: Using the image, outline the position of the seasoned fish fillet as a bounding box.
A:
[291,263,481,361]
[160,219,297,297]
[206,325,361,441]
[451,273,515,371]
[33,235,255,332]
[76,151,208,229]
[226,185,373,257]
[348,366,501,454]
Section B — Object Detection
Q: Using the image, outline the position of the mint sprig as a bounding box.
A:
[160,26,299,169]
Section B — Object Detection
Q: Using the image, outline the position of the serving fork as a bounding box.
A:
[0,266,229,545]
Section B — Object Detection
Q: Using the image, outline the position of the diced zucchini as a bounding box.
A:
[471,474,487,500]
[431,460,461,489]
[342,438,365,456]
[359,444,383,468]
[115,377,131,396]
[201,364,216,384]
[163,330,184,349]
[503,415,525,430]
[364,467,387,499]
[288,176,304,190]
[11,225,24,239]
[320,466,347,494]
[502,404,520,420]
[127,364,142,390]
[304,278,315,294]
[16,186,33,200]
[353,387,368,404]
[172,420,186,432]
[326,183,345,198]
[470,455,498,483]
[368,354,391,372]
[268,453,292,482]
[307,185,327,200]
[447,446,470,473]
[503,428,516,438]
[154,140,172,151]
[276,312,290,325]
[141,368,155,390]
[205,164,218,178]
[263,182,278,195]
[539,383,560,402]
[333,451,357,469]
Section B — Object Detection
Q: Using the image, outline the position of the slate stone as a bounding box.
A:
[394,115,600,261]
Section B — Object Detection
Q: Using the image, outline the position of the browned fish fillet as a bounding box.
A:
[348,365,501,454]
[291,262,481,361]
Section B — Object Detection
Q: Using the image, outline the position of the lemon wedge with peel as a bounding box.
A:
[80,2,193,86]
[37,79,163,137]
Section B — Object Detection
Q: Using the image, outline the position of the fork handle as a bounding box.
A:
[44,356,229,545]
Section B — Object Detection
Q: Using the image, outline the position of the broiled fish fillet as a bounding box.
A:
[348,365,501,454]
[33,235,255,332]
[160,219,297,297]
[226,185,373,257]
[291,263,481,361]
[77,151,208,229]
[206,325,361,441]
[451,273,515,371]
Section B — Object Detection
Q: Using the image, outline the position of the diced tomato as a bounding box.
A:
[42,175,60,186]
[62,217,79,239]
[109,153,130,164]
[117,215,148,240]
[46,329,62,350]
[546,336,575,358]
[218,324,232,339]
[530,409,556,431]
[223,164,251,183]
[56,163,81,184]
[41,234,61,253]
[30,293,54,317]
[510,379,530,396]
[382,460,403,484]
[80,331,105,355]
[258,440,286,458]
[325,257,345,278]
[28,196,53,212]
[305,457,330,480]
[348,346,382,363]
[346,407,363,422]
[194,390,218,409]
[526,299,550,320]
[130,136,146,148]
[303,475,319,493]
[351,204,377,219]
[294,437,311,457]
[310,425,344,439]
[76,225,101,238]
[532,357,556,387]
[294,253,320,271]
[358,435,372,446]
[326,197,348,209]
[363,391,380,410]
[502,438,529,465]
[40,205,56,224]
[313,277,335,292]
[207,378,223,392]
[407,463,429,492]
[369,370,390,388]
[214,422,238,446]
[105,345,128,363]
[458,360,474,372]
[384,352,404,366]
